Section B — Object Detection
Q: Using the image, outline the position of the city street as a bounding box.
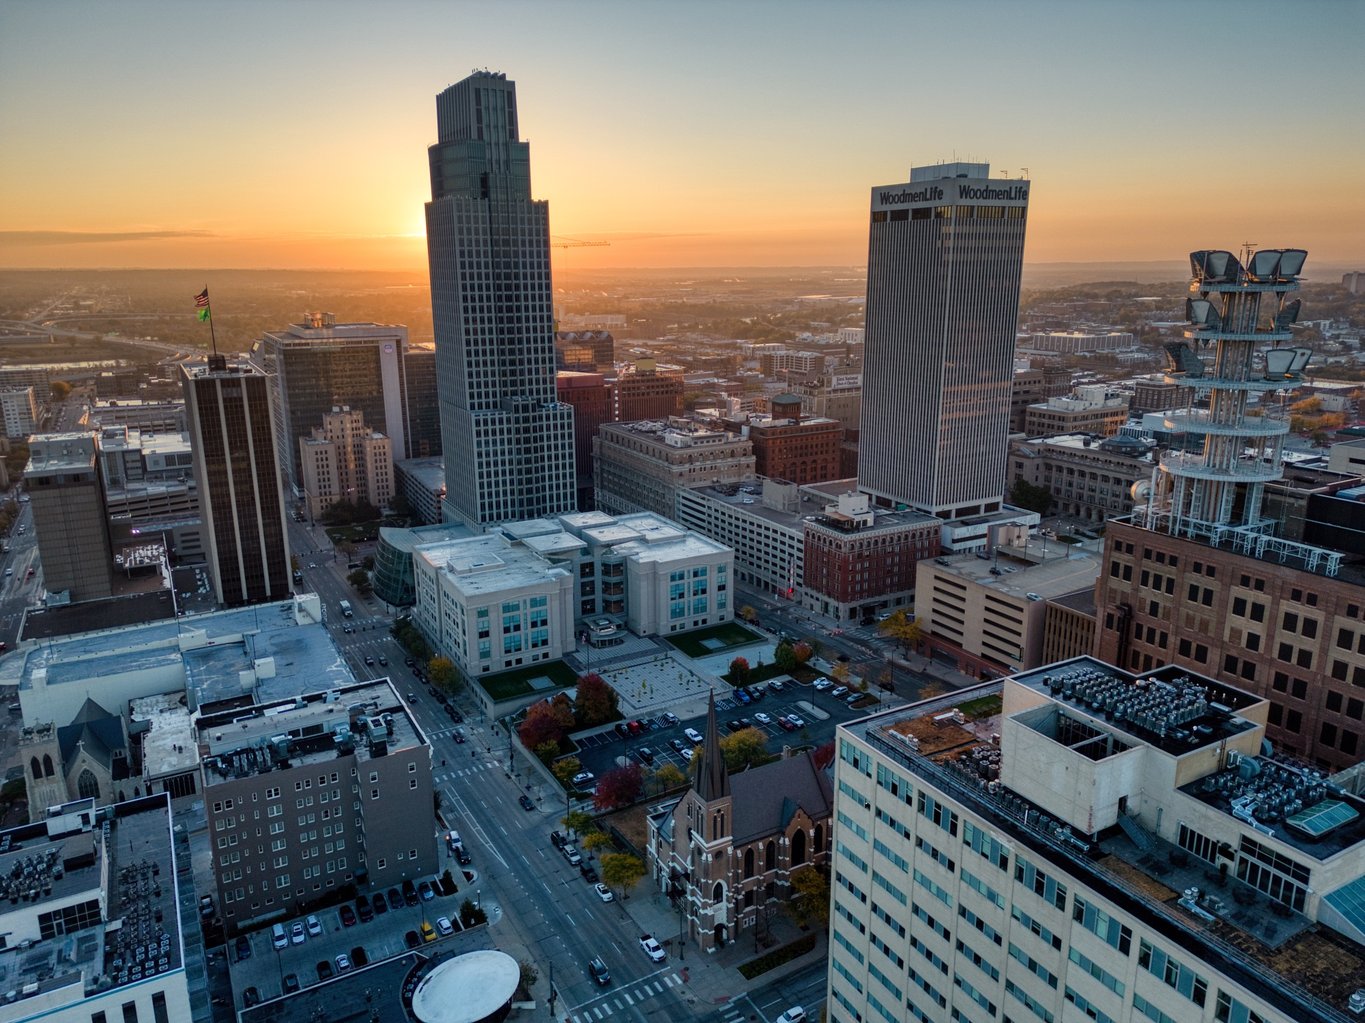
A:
[0,499,39,653]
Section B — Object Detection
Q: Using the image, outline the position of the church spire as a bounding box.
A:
[696,691,730,801]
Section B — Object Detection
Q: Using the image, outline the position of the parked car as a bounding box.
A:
[594,882,614,902]
[580,862,599,882]
[550,830,566,849]
[778,716,799,731]
[727,719,745,733]
[373,893,389,915]
[734,688,751,705]
[272,923,289,949]
[282,973,300,994]
[356,894,374,922]
[418,880,436,902]
[684,727,703,744]
[420,921,436,943]
[776,1008,807,1023]
[746,686,764,701]
[404,930,421,949]
[387,888,404,911]
[639,934,666,962]
[754,712,772,725]
[627,720,644,736]
[669,738,688,753]
[519,794,536,810]
[339,904,357,927]
[235,935,252,961]
[812,677,832,690]
[572,771,595,787]
[846,692,863,705]
[614,723,631,739]
[456,846,472,865]
[767,679,785,692]
[436,916,454,936]
[562,844,582,867]
[243,986,260,1007]
[291,921,306,944]
[636,747,655,765]
[831,685,848,699]
[306,914,323,937]
[588,956,611,986]
[316,959,334,981]
[335,953,352,973]
[661,712,679,725]
[403,880,419,905]
[786,713,806,728]
[350,946,368,967]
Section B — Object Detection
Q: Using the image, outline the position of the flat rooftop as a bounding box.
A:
[198,680,423,784]
[927,548,1101,601]
[417,533,568,596]
[0,796,182,1012]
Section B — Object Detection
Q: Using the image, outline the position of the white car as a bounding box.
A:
[290,921,306,945]
[638,934,666,962]
[436,916,454,936]
[786,713,806,728]
[306,914,322,937]
[812,677,832,690]
[594,882,614,902]
[753,712,771,725]
[776,1008,806,1023]
[684,727,703,744]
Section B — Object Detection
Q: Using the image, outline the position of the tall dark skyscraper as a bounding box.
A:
[424,70,575,527]
[182,356,291,607]
[858,162,1030,519]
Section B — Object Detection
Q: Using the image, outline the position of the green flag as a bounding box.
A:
[194,287,211,322]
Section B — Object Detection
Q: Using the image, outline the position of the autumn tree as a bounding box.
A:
[789,866,831,928]
[562,810,595,836]
[600,852,647,896]
[428,656,460,692]
[728,656,751,686]
[773,639,797,672]
[593,763,644,810]
[831,661,851,686]
[551,757,582,790]
[582,831,613,855]
[878,609,923,654]
[738,605,758,623]
[574,673,619,727]
[719,726,770,772]
[652,763,686,792]
[812,740,836,771]
[519,699,573,753]
[791,641,813,665]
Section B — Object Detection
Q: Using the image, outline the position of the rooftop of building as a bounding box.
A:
[844,664,1365,1020]
[0,795,183,1012]
[262,316,408,342]
[197,680,423,784]
[377,522,473,555]
[394,457,448,489]
[130,693,197,781]
[1013,431,1156,458]
[924,546,1101,602]
[181,357,263,379]
[416,531,570,596]
[593,511,729,562]
[600,417,748,447]
[20,589,178,641]
[6,596,355,712]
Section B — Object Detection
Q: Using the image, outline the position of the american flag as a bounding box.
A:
[194,288,210,308]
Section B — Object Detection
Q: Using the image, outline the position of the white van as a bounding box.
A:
[271,923,288,949]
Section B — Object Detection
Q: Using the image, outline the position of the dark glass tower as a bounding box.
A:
[425,71,575,526]
[182,356,291,606]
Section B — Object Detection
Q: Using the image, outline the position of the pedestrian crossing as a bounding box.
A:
[717,1002,747,1023]
[569,972,685,1021]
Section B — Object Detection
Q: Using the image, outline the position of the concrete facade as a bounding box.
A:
[594,418,755,518]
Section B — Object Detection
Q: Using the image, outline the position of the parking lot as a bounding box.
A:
[573,675,879,781]
[225,879,471,1008]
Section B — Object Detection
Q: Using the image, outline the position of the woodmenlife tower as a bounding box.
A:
[425,71,576,527]
[858,162,1029,520]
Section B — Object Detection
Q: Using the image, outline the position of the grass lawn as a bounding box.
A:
[957,694,1004,719]
[324,523,380,545]
[477,659,580,702]
[665,622,763,658]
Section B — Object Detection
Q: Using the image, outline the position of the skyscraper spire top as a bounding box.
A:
[696,691,730,801]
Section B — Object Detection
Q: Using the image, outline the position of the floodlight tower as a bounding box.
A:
[1147,247,1312,544]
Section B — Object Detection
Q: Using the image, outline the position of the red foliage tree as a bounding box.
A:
[519,700,572,751]
[593,762,644,811]
[575,673,619,727]
[812,740,836,772]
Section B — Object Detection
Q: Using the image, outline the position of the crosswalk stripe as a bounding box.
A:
[650,981,662,994]
[663,975,676,987]
[621,991,634,1005]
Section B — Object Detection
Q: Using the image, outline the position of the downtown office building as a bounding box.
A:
[858,163,1029,520]
[424,71,576,527]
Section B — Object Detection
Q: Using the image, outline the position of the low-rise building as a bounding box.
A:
[595,418,754,518]
[0,795,194,1023]
[739,397,844,485]
[393,457,447,526]
[199,680,437,933]
[1020,328,1136,354]
[914,545,1100,675]
[555,330,614,373]
[829,657,1365,1023]
[1024,384,1131,438]
[1008,432,1156,524]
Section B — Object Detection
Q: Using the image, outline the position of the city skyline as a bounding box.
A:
[2,0,1363,272]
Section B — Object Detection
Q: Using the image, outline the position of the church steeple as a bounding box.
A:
[696,691,730,801]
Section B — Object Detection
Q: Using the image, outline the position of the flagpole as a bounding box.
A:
[202,284,219,357]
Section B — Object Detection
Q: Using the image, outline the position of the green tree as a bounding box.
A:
[563,810,595,836]
[460,899,487,926]
[428,656,460,693]
[1009,477,1053,515]
[789,866,831,928]
[518,959,538,993]
[878,610,923,654]
[773,639,797,672]
[362,554,375,571]
[831,662,850,686]
[728,656,751,687]
[346,568,372,595]
[581,831,613,855]
[551,757,582,790]
[599,852,646,895]
[719,727,770,772]
[49,381,72,401]
[533,740,560,764]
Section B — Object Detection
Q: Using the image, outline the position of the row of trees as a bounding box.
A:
[518,673,621,763]
[560,809,647,896]
[321,497,381,526]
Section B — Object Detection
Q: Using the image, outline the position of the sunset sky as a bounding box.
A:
[2,0,1362,272]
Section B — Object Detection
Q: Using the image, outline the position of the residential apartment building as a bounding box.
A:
[297,406,394,519]
[828,656,1365,1023]
[860,163,1029,519]
[199,680,436,933]
[594,418,754,518]
[0,387,38,439]
[804,491,940,622]
[1008,433,1155,525]
[425,71,576,527]
[0,795,193,1023]
[1023,384,1131,438]
[251,314,410,495]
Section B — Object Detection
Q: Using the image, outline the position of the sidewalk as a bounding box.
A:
[617,889,827,1009]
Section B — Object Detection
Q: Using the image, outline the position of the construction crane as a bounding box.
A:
[551,237,610,249]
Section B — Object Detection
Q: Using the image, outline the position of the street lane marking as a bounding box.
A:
[621,992,633,1005]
